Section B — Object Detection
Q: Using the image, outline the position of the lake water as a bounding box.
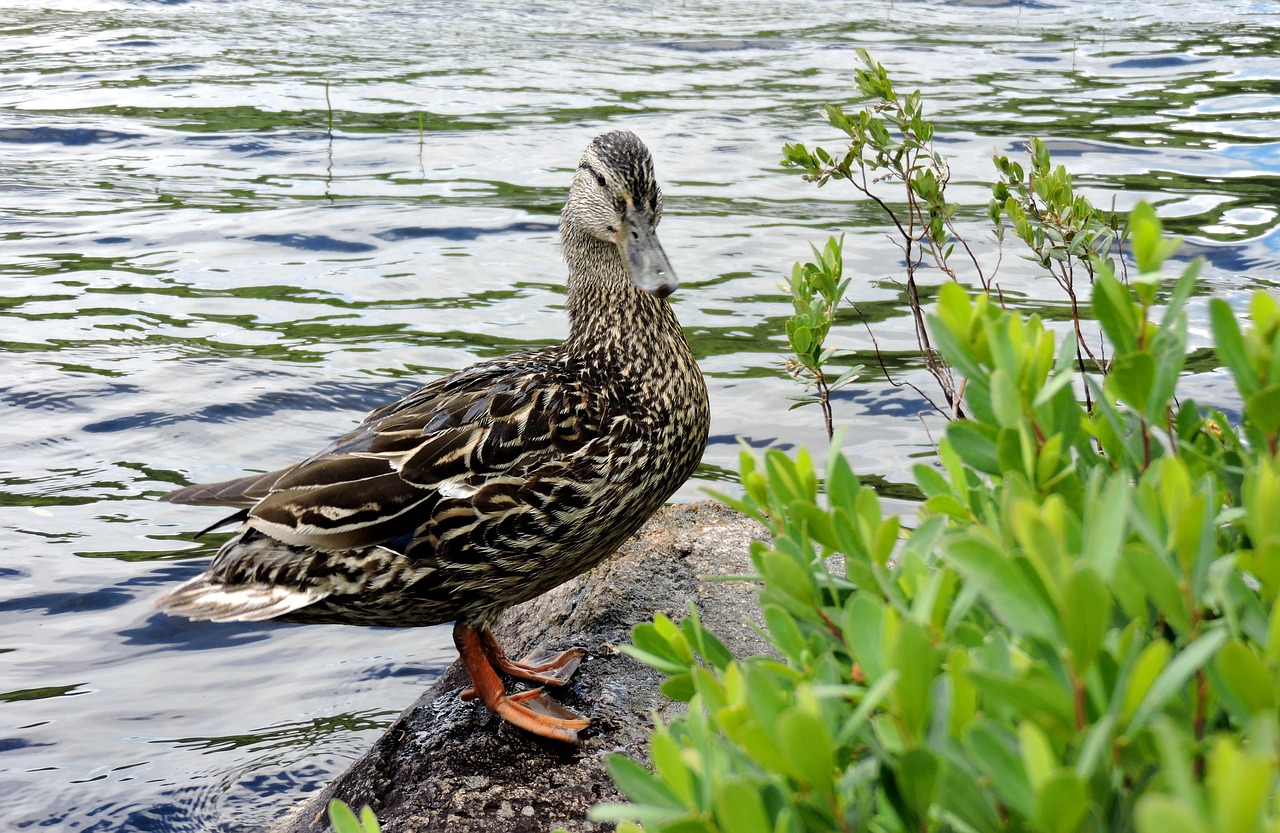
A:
[3,0,1278,829]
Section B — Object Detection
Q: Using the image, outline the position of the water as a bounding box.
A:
[2,0,1278,828]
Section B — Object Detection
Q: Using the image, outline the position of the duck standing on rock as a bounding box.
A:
[157,131,710,743]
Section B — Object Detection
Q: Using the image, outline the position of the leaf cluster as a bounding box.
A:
[601,209,1280,833]
[991,138,1124,286]
[780,48,956,263]
[328,799,381,833]
[779,49,986,421]
[777,51,1143,426]
[784,235,864,440]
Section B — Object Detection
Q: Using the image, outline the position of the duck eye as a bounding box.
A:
[580,164,608,189]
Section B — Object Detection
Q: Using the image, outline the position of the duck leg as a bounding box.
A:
[453,622,590,743]
[459,627,584,700]
[477,627,585,686]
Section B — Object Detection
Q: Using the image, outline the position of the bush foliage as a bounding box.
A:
[600,213,1280,833]
[599,53,1280,833]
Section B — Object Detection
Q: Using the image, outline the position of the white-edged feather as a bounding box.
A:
[156,575,326,622]
[438,480,478,500]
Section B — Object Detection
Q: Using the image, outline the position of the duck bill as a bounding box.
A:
[621,217,678,298]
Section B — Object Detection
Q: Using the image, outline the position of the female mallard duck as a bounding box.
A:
[157,131,710,743]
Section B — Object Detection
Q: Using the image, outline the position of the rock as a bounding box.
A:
[271,501,767,833]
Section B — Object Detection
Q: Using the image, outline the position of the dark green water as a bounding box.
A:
[2,0,1278,828]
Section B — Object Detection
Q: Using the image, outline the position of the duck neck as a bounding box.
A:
[560,227,687,376]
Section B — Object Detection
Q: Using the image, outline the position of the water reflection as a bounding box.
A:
[2,0,1278,828]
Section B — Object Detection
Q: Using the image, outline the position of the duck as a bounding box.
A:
[156,130,710,744]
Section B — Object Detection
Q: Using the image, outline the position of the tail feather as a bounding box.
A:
[156,574,326,623]
[161,469,291,508]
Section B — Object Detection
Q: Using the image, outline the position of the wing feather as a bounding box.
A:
[165,355,613,554]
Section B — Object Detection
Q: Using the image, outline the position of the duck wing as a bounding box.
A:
[163,358,611,553]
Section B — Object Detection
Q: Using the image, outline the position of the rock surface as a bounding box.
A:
[271,501,767,833]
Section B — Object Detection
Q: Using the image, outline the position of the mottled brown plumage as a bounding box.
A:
[157,131,710,742]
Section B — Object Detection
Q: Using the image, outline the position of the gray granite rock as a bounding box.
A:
[271,501,767,833]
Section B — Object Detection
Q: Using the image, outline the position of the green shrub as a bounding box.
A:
[784,234,863,440]
[329,798,380,833]
[780,49,1129,424]
[595,207,1280,832]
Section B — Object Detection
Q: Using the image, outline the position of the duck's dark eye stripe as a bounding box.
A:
[580,163,607,188]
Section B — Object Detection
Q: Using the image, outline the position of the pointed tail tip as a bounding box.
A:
[155,576,324,623]
[159,483,229,506]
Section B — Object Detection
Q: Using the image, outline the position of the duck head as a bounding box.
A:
[562,130,677,298]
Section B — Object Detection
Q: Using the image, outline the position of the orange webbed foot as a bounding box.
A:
[453,623,590,743]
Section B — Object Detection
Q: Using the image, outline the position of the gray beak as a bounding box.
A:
[621,211,678,298]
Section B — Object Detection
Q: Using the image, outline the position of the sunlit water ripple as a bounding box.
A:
[2,0,1278,828]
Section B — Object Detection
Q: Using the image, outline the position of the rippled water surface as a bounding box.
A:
[4,0,1279,828]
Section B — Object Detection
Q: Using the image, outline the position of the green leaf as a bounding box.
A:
[885,748,939,830]
[826,446,860,509]
[1208,737,1273,833]
[680,607,735,670]
[990,367,1022,426]
[714,779,771,833]
[1107,351,1156,414]
[844,594,885,680]
[913,462,951,498]
[1083,472,1129,579]
[764,603,806,662]
[777,707,834,788]
[892,619,936,741]
[1031,365,1076,410]
[743,663,789,732]
[1075,714,1115,781]
[1266,599,1280,666]
[329,800,362,833]
[588,803,683,827]
[964,721,1033,817]
[691,665,727,713]
[1244,383,1280,435]
[791,325,813,356]
[947,532,1060,644]
[1127,629,1228,735]
[1093,272,1140,356]
[1019,721,1057,791]
[1159,258,1201,332]
[624,619,693,675]
[947,421,1001,475]
[759,548,817,608]
[1122,639,1171,725]
[937,759,1003,833]
[835,670,899,747]
[1128,202,1181,275]
[660,673,696,702]
[1135,795,1210,833]
[1125,544,1191,636]
[605,754,684,811]
[1209,640,1276,720]
[969,666,1075,732]
[1062,566,1109,674]
[620,644,687,676]
[1033,769,1088,833]
[1210,298,1259,397]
